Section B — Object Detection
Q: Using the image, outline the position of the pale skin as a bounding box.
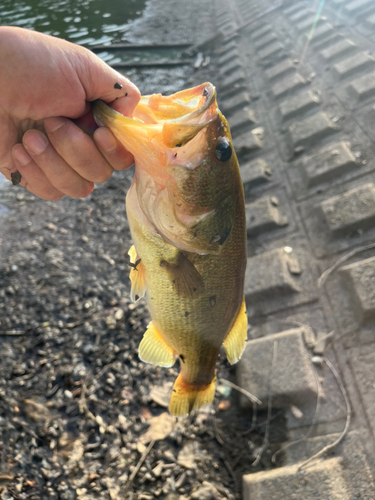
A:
[0,26,141,200]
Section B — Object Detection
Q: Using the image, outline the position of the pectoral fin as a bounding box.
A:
[160,252,204,298]
[138,321,176,367]
[128,245,146,302]
[223,298,248,364]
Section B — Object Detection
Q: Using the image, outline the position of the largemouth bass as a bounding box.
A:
[93,83,247,416]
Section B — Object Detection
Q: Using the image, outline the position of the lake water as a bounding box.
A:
[0,0,146,46]
[0,0,147,189]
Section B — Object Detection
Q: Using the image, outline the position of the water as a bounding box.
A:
[0,0,147,189]
[0,0,147,46]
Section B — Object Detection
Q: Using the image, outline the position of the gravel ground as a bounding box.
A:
[0,171,286,500]
[0,1,286,498]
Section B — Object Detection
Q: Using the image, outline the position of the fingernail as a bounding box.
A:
[13,145,32,166]
[24,131,48,155]
[44,117,66,133]
[95,127,117,152]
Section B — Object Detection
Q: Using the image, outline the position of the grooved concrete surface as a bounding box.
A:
[201,0,375,497]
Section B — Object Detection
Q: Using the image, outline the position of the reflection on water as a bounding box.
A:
[0,0,146,47]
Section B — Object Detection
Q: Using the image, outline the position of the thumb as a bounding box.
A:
[78,48,141,117]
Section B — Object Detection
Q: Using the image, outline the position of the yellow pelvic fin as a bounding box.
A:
[160,252,204,298]
[169,374,216,417]
[223,297,248,365]
[138,321,176,367]
[128,245,146,302]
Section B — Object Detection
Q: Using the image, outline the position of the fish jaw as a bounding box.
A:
[91,82,218,176]
[92,99,168,174]
[92,83,237,255]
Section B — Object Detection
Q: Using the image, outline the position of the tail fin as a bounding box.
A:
[169,374,216,417]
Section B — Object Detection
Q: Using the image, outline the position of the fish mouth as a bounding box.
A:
[92,83,218,161]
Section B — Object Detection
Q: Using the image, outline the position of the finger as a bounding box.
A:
[22,129,94,198]
[12,144,64,200]
[82,54,141,115]
[44,117,115,183]
[110,94,140,117]
[93,127,134,171]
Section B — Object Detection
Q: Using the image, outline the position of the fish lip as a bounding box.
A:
[92,82,217,127]
[173,82,217,125]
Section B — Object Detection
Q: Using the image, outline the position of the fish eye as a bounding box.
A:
[214,140,232,162]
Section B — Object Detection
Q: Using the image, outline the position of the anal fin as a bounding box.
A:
[138,321,176,367]
[223,297,248,364]
[169,374,216,417]
[128,245,146,302]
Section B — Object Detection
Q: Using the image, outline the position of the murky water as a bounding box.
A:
[0,0,146,46]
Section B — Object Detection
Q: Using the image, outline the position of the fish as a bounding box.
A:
[92,82,247,417]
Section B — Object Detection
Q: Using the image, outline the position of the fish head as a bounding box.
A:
[92,83,241,254]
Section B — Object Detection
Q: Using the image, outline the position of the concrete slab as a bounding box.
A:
[251,24,273,41]
[343,0,375,18]
[303,23,335,46]
[301,141,359,187]
[347,70,375,103]
[322,249,375,347]
[254,32,278,50]
[219,57,243,76]
[271,73,307,99]
[237,327,317,410]
[232,129,263,157]
[285,120,375,200]
[228,107,257,134]
[320,39,357,63]
[279,89,321,122]
[244,240,318,317]
[349,344,375,438]
[300,178,375,257]
[283,432,375,500]
[340,256,375,324]
[245,248,301,302]
[319,183,375,235]
[332,52,375,81]
[289,9,313,23]
[265,59,296,81]
[258,42,285,61]
[220,69,246,92]
[241,158,273,195]
[245,196,288,236]
[243,458,349,499]
[220,91,251,116]
[287,112,338,150]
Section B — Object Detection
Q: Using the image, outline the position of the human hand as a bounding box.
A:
[0,26,140,200]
